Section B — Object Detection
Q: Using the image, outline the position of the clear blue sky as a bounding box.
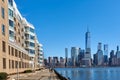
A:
[15,0,120,58]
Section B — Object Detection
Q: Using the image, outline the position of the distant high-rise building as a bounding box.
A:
[97,43,103,66]
[48,57,52,66]
[117,46,119,51]
[109,50,115,66]
[116,46,120,58]
[98,43,102,50]
[110,50,115,58]
[78,49,85,66]
[60,57,65,67]
[60,57,64,63]
[93,54,98,65]
[103,44,108,65]
[116,46,120,65]
[104,44,108,55]
[97,50,103,66]
[53,57,59,67]
[65,48,68,67]
[85,27,91,55]
[83,28,91,67]
[71,47,79,66]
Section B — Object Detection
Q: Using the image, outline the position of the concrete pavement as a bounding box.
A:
[8,69,61,80]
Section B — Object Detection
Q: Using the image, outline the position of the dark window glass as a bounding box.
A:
[12,60,14,69]
[2,41,6,52]
[9,46,10,55]
[30,42,35,47]
[3,58,6,69]
[29,49,35,54]
[8,0,13,6]
[11,47,14,56]
[1,7,4,19]
[30,28,34,33]
[2,24,5,35]
[8,9,13,17]
[15,61,18,68]
[9,60,11,69]
[30,35,34,40]
[9,20,14,27]
[15,49,18,57]
[9,30,14,37]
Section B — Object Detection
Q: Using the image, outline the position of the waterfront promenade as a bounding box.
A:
[8,69,60,80]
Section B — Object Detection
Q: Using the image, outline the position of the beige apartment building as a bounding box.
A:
[0,0,44,74]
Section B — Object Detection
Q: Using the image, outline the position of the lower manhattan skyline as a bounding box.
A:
[15,0,120,58]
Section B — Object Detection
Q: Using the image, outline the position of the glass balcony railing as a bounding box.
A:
[9,26,14,31]
[9,35,14,42]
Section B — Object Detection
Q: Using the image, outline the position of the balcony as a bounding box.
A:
[9,35,14,42]
[8,4,13,11]
[9,15,13,21]
[9,26,14,32]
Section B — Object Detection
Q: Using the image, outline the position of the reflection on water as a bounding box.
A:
[55,67,120,80]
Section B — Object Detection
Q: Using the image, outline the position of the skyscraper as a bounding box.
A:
[98,43,102,50]
[85,27,91,55]
[116,46,120,58]
[97,43,103,66]
[71,47,79,66]
[103,44,108,65]
[104,44,108,55]
[65,48,68,67]
[83,28,91,67]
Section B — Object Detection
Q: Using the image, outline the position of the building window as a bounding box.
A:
[25,54,26,59]
[21,28,24,32]
[22,53,24,58]
[12,60,14,69]
[14,35,16,40]
[15,49,18,57]
[9,46,10,55]
[2,41,6,52]
[22,36,24,39]
[30,35,34,40]
[22,43,24,47]
[18,29,20,34]
[22,62,24,68]
[18,38,20,43]
[19,61,21,68]
[14,27,16,31]
[19,51,21,58]
[8,0,13,6]
[9,60,11,69]
[18,23,20,27]
[3,58,6,69]
[1,7,4,19]
[9,20,14,27]
[9,30,14,38]
[29,49,35,54]
[2,24,5,35]
[11,47,14,56]
[8,9,13,17]
[15,61,18,68]
[30,42,35,47]
[30,28,34,33]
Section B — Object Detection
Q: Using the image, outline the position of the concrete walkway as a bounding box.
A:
[8,69,60,80]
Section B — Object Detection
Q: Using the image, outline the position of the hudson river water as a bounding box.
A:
[55,67,120,80]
